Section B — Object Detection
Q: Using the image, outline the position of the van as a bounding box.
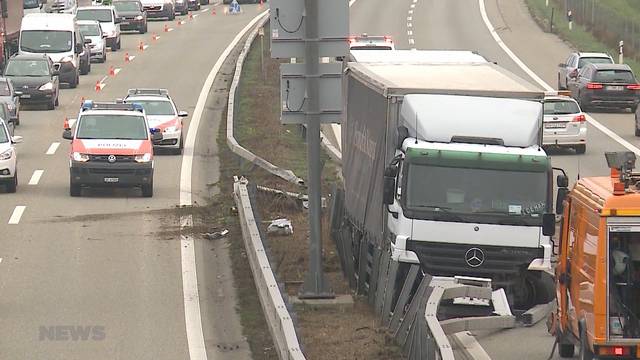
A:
[19,13,86,88]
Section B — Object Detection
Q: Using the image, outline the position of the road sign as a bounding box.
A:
[280,63,342,124]
[270,0,348,58]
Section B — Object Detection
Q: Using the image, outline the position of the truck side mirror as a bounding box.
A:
[542,213,556,236]
[557,174,568,188]
[383,166,397,205]
[556,187,569,215]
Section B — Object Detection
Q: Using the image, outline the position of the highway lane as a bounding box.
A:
[0,5,261,359]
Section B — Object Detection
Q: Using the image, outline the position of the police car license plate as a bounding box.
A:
[607,85,624,91]
[545,122,566,129]
[104,177,119,183]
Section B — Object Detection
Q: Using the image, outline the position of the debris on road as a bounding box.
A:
[202,229,229,240]
[267,219,293,236]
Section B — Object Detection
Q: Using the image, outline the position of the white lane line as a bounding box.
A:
[28,170,44,185]
[409,38,415,45]
[408,9,413,14]
[99,75,108,83]
[45,142,60,155]
[178,10,269,360]
[8,206,26,225]
[407,22,412,28]
[477,0,640,156]
[407,16,412,21]
[408,30,413,35]
[413,0,417,3]
[410,3,415,8]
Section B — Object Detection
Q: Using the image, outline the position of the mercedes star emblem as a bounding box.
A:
[107,155,117,163]
[465,247,485,268]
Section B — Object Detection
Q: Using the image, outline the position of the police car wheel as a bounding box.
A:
[142,183,153,197]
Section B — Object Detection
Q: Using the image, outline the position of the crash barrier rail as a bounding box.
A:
[329,187,555,360]
[234,177,306,360]
[226,15,304,186]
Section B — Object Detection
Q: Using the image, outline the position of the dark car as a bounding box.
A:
[78,33,92,75]
[174,0,187,15]
[569,63,640,112]
[0,78,21,125]
[4,54,60,110]
[187,0,199,11]
[113,0,148,34]
[557,52,613,90]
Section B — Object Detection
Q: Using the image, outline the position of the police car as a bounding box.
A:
[348,34,395,50]
[62,101,162,197]
[122,89,188,155]
[0,118,22,193]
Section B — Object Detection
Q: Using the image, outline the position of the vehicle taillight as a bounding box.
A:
[384,36,393,43]
[627,84,640,90]
[348,37,356,44]
[572,114,586,122]
[597,345,630,356]
[586,83,603,89]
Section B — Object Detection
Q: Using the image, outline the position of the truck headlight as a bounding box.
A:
[72,152,90,162]
[135,153,152,163]
[0,148,13,160]
[39,82,54,91]
[135,15,143,20]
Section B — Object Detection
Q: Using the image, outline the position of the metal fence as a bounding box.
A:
[553,0,640,60]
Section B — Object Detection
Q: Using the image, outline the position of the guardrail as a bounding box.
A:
[226,15,304,186]
[234,177,306,360]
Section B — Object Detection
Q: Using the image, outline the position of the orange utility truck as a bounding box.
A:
[553,151,640,359]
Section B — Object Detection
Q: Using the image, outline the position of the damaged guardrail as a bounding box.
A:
[226,14,304,186]
[233,177,306,360]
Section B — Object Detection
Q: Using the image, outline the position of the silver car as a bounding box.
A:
[543,96,587,154]
[77,20,107,63]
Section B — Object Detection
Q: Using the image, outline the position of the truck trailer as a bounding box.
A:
[553,151,640,359]
[338,58,559,309]
[0,0,24,69]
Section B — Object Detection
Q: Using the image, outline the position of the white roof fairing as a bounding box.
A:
[400,94,542,148]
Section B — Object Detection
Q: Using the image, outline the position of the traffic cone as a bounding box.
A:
[177,19,182,26]
[138,40,144,51]
[188,11,193,20]
[164,24,169,32]
[95,80,101,92]
[63,117,70,130]
[211,7,216,15]
[152,32,158,41]
[80,96,85,105]
[108,65,115,77]
[258,0,263,8]
[124,52,130,62]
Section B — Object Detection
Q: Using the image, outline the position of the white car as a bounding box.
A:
[543,95,587,154]
[348,34,395,50]
[123,89,188,154]
[76,6,122,51]
[0,119,22,193]
[77,20,107,63]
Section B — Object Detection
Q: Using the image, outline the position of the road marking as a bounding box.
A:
[28,170,44,185]
[413,0,417,3]
[410,3,415,8]
[407,22,412,28]
[178,10,269,360]
[8,206,26,225]
[409,38,415,45]
[407,16,412,21]
[407,30,413,35]
[45,142,60,155]
[408,9,413,14]
[477,0,640,156]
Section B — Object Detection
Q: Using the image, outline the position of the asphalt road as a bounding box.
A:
[0,4,264,359]
[350,0,640,358]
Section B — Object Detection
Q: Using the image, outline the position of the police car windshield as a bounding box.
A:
[76,114,148,140]
[77,9,113,22]
[130,100,175,115]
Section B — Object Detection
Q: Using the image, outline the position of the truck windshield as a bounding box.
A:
[20,30,73,53]
[76,115,148,140]
[405,164,547,226]
[77,9,114,22]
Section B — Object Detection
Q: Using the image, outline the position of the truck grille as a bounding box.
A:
[89,155,135,162]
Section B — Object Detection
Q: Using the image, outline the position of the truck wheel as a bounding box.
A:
[578,327,594,360]
[6,172,17,193]
[70,181,81,197]
[534,272,556,304]
[142,183,153,197]
[559,343,575,358]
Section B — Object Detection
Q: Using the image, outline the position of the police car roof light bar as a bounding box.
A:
[127,88,169,97]
[81,101,144,113]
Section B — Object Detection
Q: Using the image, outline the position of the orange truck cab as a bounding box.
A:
[554,151,640,359]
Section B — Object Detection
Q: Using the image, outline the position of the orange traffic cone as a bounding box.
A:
[138,40,144,51]
[108,65,115,76]
[95,81,101,92]
[152,32,158,41]
[124,52,130,62]
[258,0,263,8]
[188,11,193,20]
[211,7,216,15]
[63,117,70,130]
[164,24,169,32]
